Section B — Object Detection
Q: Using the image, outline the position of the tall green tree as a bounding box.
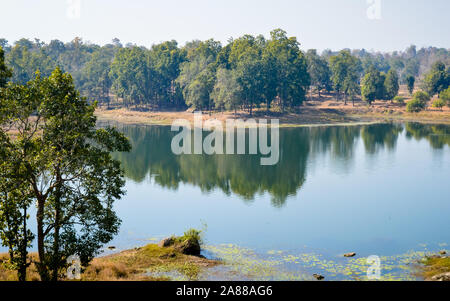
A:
[343,75,361,106]
[306,49,331,98]
[147,41,186,108]
[177,40,221,110]
[211,68,242,113]
[361,67,383,105]
[109,47,151,107]
[6,44,56,84]
[227,35,266,114]
[81,47,114,106]
[0,46,12,87]
[384,69,400,102]
[235,54,266,115]
[423,61,450,96]
[0,68,131,281]
[0,49,33,281]
[264,29,310,111]
[439,87,450,107]
[406,75,415,95]
[329,50,362,105]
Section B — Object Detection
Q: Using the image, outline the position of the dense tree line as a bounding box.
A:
[1,31,449,112]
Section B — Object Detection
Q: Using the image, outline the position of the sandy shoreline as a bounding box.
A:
[95,100,450,128]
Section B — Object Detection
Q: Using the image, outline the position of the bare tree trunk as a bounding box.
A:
[18,207,28,281]
[51,181,62,281]
[37,197,49,281]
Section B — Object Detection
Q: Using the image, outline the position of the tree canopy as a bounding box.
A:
[0,67,131,281]
[1,35,449,112]
[423,61,450,96]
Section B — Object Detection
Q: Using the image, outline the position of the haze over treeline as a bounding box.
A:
[1,29,449,111]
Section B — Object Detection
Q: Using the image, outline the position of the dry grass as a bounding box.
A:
[95,86,450,127]
[0,244,220,281]
[0,253,41,281]
[420,256,450,280]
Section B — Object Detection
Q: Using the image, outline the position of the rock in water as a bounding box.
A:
[344,252,356,258]
[313,274,324,281]
[175,239,201,256]
[158,237,175,248]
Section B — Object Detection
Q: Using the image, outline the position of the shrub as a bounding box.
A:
[406,91,430,113]
[432,98,446,111]
[439,87,450,107]
[413,91,431,103]
[406,98,426,112]
[393,96,405,105]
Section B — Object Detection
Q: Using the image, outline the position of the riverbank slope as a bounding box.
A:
[95,99,450,127]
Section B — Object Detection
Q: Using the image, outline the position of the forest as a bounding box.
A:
[1,29,450,113]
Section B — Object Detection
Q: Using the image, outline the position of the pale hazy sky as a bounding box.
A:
[1,0,449,52]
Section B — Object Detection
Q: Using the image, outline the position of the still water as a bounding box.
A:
[109,122,450,280]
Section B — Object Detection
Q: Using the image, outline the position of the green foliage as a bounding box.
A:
[406,75,415,95]
[212,68,242,111]
[179,228,203,246]
[423,61,450,96]
[393,96,405,105]
[226,34,267,113]
[0,46,12,87]
[432,98,446,110]
[406,99,422,113]
[0,68,131,281]
[306,49,331,96]
[6,44,56,84]
[0,125,34,280]
[235,47,265,114]
[109,46,152,107]
[2,37,449,112]
[147,40,186,108]
[361,66,398,104]
[361,67,383,104]
[261,29,310,110]
[406,91,430,112]
[384,69,400,101]
[413,90,431,103]
[81,47,114,105]
[329,50,361,104]
[439,87,450,107]
[177,40,220,110]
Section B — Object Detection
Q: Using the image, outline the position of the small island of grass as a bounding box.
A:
[0,229,219,281]
[420,253,450,281]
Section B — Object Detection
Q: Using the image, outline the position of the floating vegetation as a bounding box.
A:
[203,244,436,281]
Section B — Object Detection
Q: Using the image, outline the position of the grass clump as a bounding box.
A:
[419,256,450,280]
[82,243,218,281]
[0,240,219,281]
[393,96,405,105]
[177,228,203,245]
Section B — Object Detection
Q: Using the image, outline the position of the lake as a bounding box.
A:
[107,122,450,280]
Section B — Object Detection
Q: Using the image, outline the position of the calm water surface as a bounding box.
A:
[108,122,450,280]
